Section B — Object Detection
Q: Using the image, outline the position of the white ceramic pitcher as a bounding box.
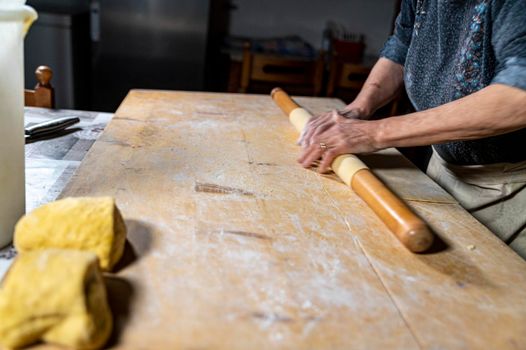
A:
[0,0,37,248]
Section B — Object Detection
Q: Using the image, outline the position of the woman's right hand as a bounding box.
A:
[297,107,369,147]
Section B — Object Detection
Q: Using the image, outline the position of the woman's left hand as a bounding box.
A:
[298,111,381,173]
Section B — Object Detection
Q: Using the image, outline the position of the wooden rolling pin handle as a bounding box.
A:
[271,87,300,115]
[351,169,433,253]
[271,87,434,253]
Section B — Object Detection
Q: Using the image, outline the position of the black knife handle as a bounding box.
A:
[25,116,80,137]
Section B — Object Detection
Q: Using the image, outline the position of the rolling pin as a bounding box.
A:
[271,88,434,253]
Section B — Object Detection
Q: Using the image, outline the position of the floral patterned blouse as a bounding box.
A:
[381,0,526,165]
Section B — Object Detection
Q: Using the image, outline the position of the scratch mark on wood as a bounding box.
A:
[100,139,133,148]
[195,110,224,116]
[220,230,272,241]
[113,116,144,123]
[404,198,457,205]
[240,130,254,165]
[248,161,279,167]
[194,182,255,197]
[251,312,294,323]
[122,166,146,174]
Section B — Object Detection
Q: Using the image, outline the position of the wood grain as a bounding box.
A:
[50,91,526,349]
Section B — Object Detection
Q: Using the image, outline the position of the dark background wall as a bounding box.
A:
[24,0,398,111]
[229,0,396,56]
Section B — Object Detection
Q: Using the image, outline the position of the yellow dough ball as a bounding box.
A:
[0,250,112,350]
[14,197,127,271]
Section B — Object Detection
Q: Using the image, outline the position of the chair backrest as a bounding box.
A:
[240,42,324,96]
[325,35,370,102]
[24,66,54,108]
[327,62,371,97]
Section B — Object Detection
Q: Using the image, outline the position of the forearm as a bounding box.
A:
[345,57,405,116]
[375,84,526,148]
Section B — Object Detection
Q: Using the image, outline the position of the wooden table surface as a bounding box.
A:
[52,91,526,349]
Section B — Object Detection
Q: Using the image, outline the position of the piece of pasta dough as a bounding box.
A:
[14,197,127,271]
[0,250,112,350]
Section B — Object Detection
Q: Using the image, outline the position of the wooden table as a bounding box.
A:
[37,91,526,348]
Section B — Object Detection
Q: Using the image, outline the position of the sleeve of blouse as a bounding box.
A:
[490,0,526,90]
[379,0,416,66]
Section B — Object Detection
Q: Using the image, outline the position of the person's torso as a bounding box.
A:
[404,0,526,165]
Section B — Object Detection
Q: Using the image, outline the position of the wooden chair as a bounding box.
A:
[327,52,372,103]
[327,62,371,99]
[24,66,54,108]
[324,35,369,102]
[240,42,324,96]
